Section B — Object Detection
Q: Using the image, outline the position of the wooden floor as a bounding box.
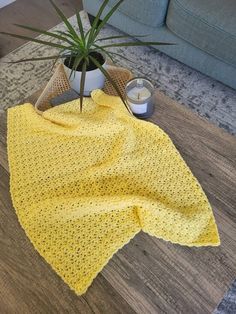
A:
[0,0,83,57]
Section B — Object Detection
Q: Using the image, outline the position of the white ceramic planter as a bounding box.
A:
[64,59,107,96]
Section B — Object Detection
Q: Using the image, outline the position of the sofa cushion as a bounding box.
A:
[166,0,236,67]
[106,0,169,28]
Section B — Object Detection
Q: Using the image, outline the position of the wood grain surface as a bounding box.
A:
[0,0,82,57]
[0,90,236,314]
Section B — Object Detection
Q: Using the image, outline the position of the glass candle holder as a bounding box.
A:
[125,77,154,119]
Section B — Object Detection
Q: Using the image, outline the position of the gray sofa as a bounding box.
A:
[83,0,236,90]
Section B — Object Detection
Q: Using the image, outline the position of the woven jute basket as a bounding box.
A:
[35,63,133,114]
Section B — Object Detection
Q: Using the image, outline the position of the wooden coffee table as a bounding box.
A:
[0,90,235,313]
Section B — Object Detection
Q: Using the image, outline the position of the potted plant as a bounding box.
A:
[0,0,172,111]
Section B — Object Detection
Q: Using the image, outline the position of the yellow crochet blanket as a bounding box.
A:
[8,90,220,295]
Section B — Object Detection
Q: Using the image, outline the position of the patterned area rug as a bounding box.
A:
[214,280,236,314]
[0,13,236,135]
[0,0,16,9]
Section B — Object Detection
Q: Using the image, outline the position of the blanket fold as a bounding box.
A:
[7,90,220,294]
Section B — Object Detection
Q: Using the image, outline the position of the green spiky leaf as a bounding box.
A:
[3,55,60,64]
[99,41,175,49]
[91,44,115,63]
[0,31,68,49]
[87,0,109,46]
[92,0,124,41]
[79,61,87,112]
[95,34,149,42]
[89,55,132,114]
[49,0,80,41]
[13,24,74,45]
[76,11,85,43]
[104,51,135,64]
[69,55,84,79]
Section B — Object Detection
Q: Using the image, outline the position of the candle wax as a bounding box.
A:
[127,86,151,101]
[127,86,151,114]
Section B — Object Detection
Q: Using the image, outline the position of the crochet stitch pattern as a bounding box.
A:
[7,90,220,295]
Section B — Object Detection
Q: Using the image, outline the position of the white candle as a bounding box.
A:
[127,79,151,114]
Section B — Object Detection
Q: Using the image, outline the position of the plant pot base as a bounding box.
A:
[64,63,106,95]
